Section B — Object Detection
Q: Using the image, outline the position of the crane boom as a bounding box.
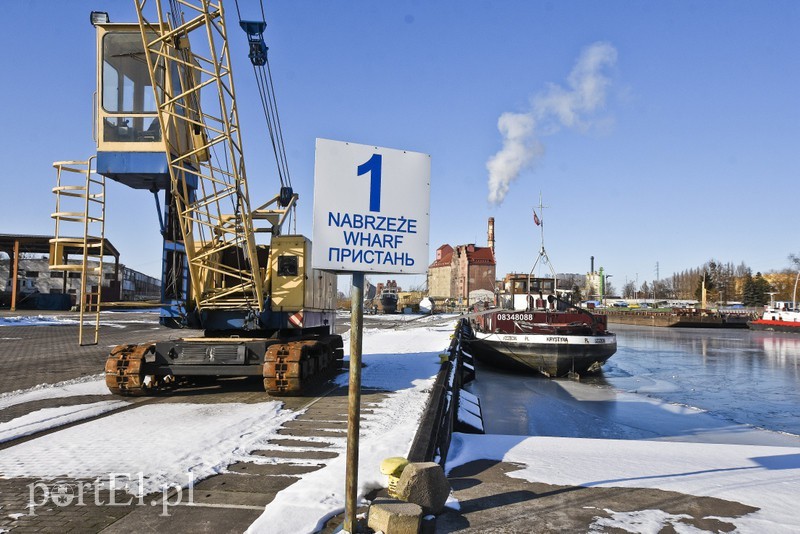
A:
[133,0,264,312]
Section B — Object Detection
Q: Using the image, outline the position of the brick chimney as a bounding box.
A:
[487,217,495,255]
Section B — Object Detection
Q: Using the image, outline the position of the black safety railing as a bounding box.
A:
[407,318,482,466]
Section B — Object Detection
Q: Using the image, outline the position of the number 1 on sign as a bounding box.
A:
[358,153,382,212]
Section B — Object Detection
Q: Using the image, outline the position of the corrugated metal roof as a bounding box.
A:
[0,233,120,258]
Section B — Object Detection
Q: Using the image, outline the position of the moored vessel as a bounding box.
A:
[465,198,616,378]
[748,302,800,333]
[468,293,617,378]
[377,280,399,314]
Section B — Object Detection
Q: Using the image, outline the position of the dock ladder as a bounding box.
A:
[49,157,106,345]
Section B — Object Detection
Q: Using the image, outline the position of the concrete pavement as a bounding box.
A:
[1,309,758,533]
[0,310,388,533]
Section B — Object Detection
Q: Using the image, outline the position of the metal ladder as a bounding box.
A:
[49,157,106,345]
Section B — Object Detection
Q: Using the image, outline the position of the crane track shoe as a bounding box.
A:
[264,339,337,395]
[105,343,171,396]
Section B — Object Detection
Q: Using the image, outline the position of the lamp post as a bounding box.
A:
[604,274,612,306]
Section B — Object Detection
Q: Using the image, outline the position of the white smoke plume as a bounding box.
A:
[487,42,618,205]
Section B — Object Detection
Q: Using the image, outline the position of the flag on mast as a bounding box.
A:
[533,209,541,226]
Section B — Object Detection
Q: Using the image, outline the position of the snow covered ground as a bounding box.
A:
[0,316,453,533]
[0,374,109,410]
[246,322,448,533]
[2,315,799,533]
[0,315,87,327]
[0,311,160,328]
[446,433,800,533]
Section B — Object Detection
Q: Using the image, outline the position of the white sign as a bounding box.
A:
[311,138,430,274]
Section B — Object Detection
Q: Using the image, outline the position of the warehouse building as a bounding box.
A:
[427,218,497,306]
[0,233,159,310]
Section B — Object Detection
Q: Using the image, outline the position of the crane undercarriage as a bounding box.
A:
[105,332,344,396]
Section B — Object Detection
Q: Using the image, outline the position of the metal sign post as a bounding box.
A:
[310,138,430,533]
[344,272,364,533]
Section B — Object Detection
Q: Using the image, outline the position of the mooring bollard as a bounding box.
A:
[380,457,410,498]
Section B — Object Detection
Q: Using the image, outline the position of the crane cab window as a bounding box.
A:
[277,256,299,277]
[101,31,161,143]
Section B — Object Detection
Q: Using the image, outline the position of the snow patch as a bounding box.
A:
[0,375,108,411]
[0,315,129,328]
[0,401,298,495]
[589,508,698,533]
[446,433,800,533]
[0,401,129,443]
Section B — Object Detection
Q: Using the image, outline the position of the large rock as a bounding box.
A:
[368,497,422,534]
[395,462,451,515]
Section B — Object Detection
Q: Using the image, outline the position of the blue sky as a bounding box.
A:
[2,1,799,293]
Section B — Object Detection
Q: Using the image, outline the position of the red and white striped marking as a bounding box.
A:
[288,312,303,328]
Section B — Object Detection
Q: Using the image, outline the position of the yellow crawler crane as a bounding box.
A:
[56,2,342,395]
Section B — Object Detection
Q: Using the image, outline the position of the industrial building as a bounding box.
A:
[0,233,160,310]
[427,218,497,306]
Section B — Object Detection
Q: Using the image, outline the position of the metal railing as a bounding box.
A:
[408,318,483,466]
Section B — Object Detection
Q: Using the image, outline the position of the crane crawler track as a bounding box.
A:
[105,335,344,397]
[264,337,344,395]
[105,343,173,396]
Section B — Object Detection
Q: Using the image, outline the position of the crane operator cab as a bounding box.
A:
[91,15,198,326]
[92,18,186,191]
[100,30,160,144]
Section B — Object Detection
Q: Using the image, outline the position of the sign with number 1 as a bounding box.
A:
[311,138,431,274]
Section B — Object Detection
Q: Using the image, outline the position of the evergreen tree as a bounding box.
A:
[752,272,772,306]
[742,272,757,306]
[694,270,714,301]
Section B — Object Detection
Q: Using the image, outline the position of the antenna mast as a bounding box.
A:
[529,192,556,279]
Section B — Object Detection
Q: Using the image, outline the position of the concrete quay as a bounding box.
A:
[0,310,771,533]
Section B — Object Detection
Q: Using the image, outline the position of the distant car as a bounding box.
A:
[639,303,651,308]
[629,303,640,309]
[612,302,628,308]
